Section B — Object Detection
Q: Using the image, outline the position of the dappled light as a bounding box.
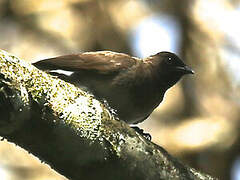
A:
[1,0,240,179]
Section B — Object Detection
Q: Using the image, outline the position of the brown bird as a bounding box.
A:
[33,51,194,124]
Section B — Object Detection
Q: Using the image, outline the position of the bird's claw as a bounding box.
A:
[131,126,152,141]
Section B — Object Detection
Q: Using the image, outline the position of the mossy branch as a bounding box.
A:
[0,50,216,180]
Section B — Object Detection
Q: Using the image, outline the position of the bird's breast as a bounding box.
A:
[105,83,165,124]
[68,71,165,124]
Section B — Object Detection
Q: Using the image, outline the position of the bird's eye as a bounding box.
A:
[165,57,172,65]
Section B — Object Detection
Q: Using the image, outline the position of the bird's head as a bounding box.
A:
[146,51,194,89]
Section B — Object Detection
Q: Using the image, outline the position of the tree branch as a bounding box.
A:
[0,49,216,180]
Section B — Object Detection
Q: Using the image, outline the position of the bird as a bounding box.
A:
[33,51,194,124]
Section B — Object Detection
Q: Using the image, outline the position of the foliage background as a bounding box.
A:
[1,0,240,179]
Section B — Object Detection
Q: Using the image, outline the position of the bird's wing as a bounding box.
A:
[33,51,139,74]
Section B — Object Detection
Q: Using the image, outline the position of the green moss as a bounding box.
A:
[0,50,107,141]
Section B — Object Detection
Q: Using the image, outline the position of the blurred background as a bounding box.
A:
[0,0,240,179]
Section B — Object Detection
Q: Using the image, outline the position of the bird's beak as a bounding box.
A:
[175,66,195,74]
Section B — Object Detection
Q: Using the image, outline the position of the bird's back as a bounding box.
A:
[33,51,139,73]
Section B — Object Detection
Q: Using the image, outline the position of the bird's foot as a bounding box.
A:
[131,126,151,141]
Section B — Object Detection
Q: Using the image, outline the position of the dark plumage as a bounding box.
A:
[33,51,194,124]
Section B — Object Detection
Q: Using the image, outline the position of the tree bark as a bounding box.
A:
[0,49,216,180]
